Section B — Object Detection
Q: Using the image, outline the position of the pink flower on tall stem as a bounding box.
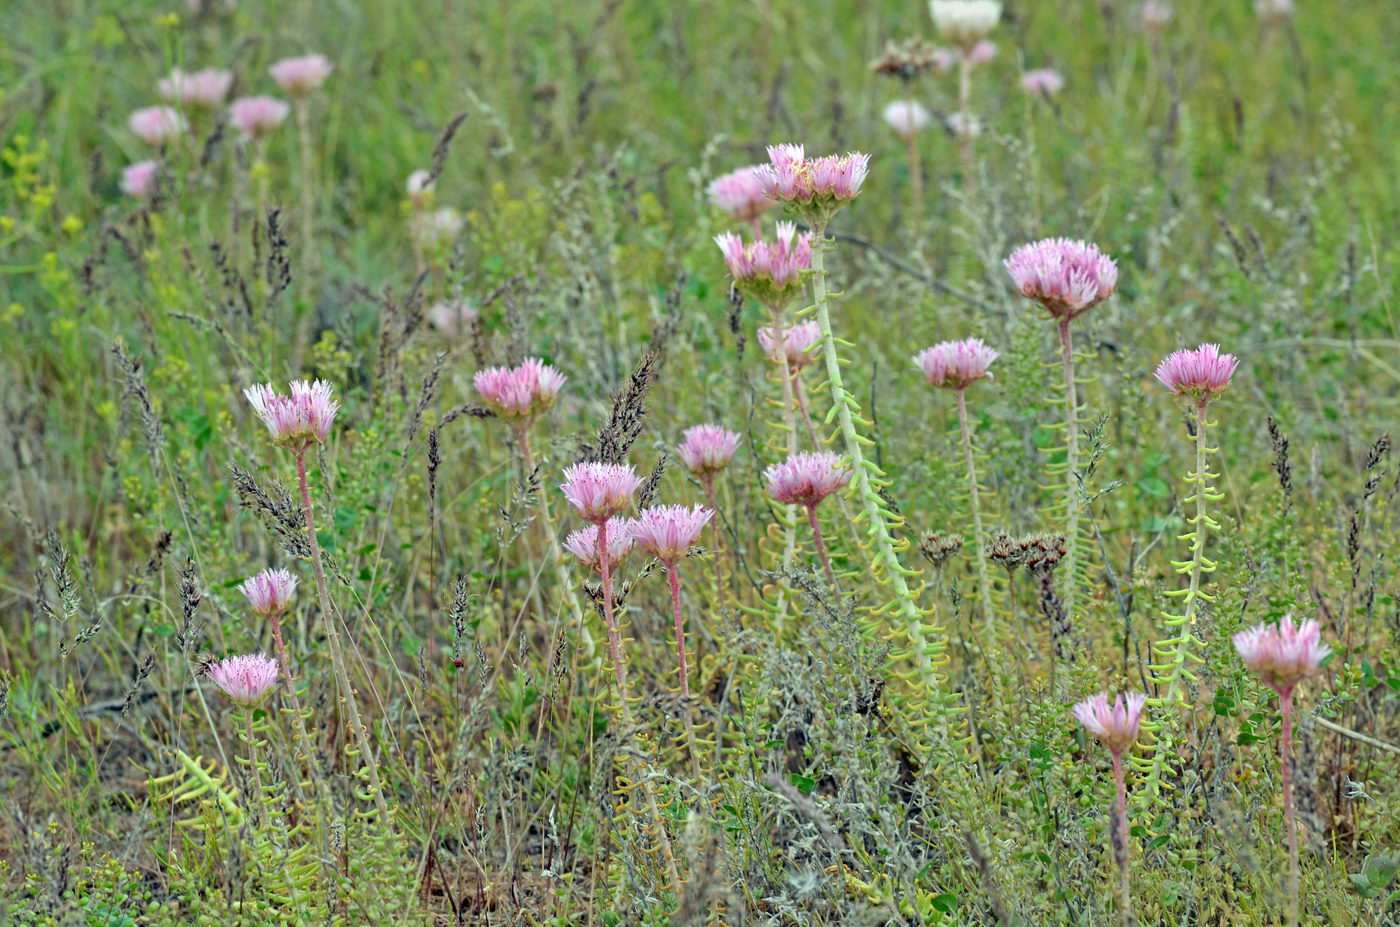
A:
[965,40,997,68]
[707,166,773,234]
[913,337,998,390]
[883,101,931,140]
[158,68,233,108]
[1140,1,1173,33]
[230,96,290,138]
[715,222,813,311]
[756,144,871,226]
[238,568,298,617]
[474,358,567,423]
[205,653,280,708]
[766,452,850,589]
[677,425,740,482]
[269,54,333,96]
[120,161,160,199]
[1072,691,1147,926]
[128,106,188,147]
[1021,68,1065,97]
[1154,344,1239,404]
[560,462,642,524]
[563,521,636,573]
[244,379,340,452]
[929,0,1002,49]
[757,321,822,371]
[1234,616,1329,927]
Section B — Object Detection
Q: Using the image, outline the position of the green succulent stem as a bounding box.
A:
[1056,319,1082,621]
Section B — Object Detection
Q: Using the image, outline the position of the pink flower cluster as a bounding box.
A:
[244,379,340,451]
[1004,237,1119,321]
[238,568,298,617]
[1154,343,1239,403]
[158,68,233,108]
[1071,691,1146,756]
[230,96,290,138]
[560,462,642,523]
[121,161,160,199]
[205,653,280,708]
[676,424,740,478]
[707,166,774,225]
[913,337,998,390]
[757,321,822,370]
[473,358,567,422]
[128,106,188,146]
[757,144,871,222]
[269,54,333,96]
[714,221,813,309]
[765,451,851,508]
[564,520,637,572]
[1021,68,1065,97]
[1233,616,1329,696]
[632,504,714,562]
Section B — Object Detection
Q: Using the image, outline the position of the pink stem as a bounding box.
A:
[806,504,839,593]
[791,370,822,450]
[666,565,691,702]
[1111,751,1132,927]
[1281,688,1299,927]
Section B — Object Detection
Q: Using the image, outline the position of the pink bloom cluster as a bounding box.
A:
[238,568,298,617]
[269,54,333,96]
[757,321,822,370]
[128,106,188,146]
[913,337,999,390]
[121,161,160,199]
[564,520,637,572]
[205,653,280,708]
[757,144,871,223]
[1071,691,1147,756]
[560,462,642,523]
[1021,68,1065,96]
[676,424,740,478]
[1004,237,1118,321]
[714,221,813,309]
[632,504,714,562]
[707,166,773,225]
[473,358,567,422]
[244,379,340,451]
[1233,616,1329,696]
[765,451,851,508]
[230,96,290,138]
[158,68,233,108]
[1154,343,1239,403]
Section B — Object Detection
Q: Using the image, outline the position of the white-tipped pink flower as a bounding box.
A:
[757,144,871,224]
[269,54,333,96]
[929,0,1002,48]
[965,39,998,67]
[564,520,637,572]
[1234,616,1330,697]
[560,462,643,523]
[1071,691,1147,756]
[128,106,188,146]
[883,100,932,139]
[230,96,290,138]
[632,504,714,563]
[676,424,740,478]
[914,337,999,390]
[757,320,823,370]
[426,300,477,338]
[707,166,774,226]
[158,68,233,108]
[120,161,160,198]
[205,653,280,708]
[1154,343,1239,403]
[714,221,813,309]
[244,379,340,451]
[1022,68,1065,97]
[1004,237,1119,321]
[765,451,851,508]
[474,358,567,422]
[238,568,298,617]
[1139,1,1173,33]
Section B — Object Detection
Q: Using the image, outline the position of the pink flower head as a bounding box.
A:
[756,144,871,224]
[676,424,740,478]
[714,221,813,310]
[882,100,932,139]
[473,358,567,422]
[1233,616,1330,696]
[158,68,233,108]
[1021,68,1065,97]
[965,39,998,67]
[1139,1,1173,32]
[563,520,636,572]
[244,379,340,451]
[426,300,478,337]
[407,169,434,208]
[128,106,188,146]
[945,112,982,141]
[1154,343,1239,403]
[238,568,298,617]
[560,462,643,523]
[913,337,999,390]
[205,653,279,708]
[707,166,774,225]
[632,504,714,562]
[120,160,160,198]
[269,54,333,96]
[765,451,851,508]
[757,320,823,370]
[1071,691,1147,756]
[230,96,290,138]
[1004,237,1119,321]
[929,0,1003,48]
[930,47,957,74]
